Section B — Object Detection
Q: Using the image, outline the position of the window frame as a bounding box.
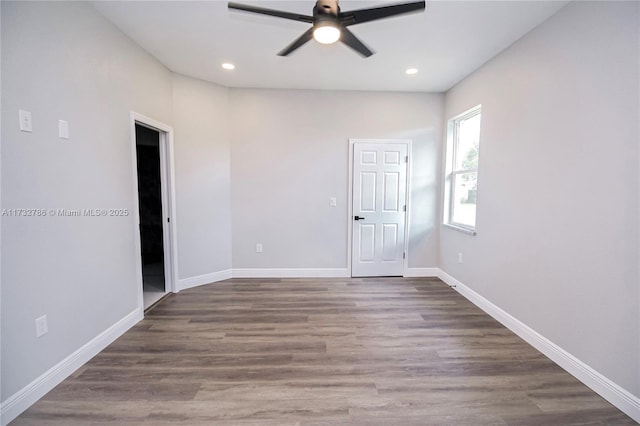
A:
[443,105,481,235]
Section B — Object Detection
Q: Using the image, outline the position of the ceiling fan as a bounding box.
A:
[228,0,426,57]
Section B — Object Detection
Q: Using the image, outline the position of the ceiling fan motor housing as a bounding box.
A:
[314,0,340,17]
[312,0,342,43]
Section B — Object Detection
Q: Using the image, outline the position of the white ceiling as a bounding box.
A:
[91,0,568,92]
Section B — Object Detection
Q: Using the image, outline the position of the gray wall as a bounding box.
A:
[229,89,443,270]
[172,74,232,279]
[440,1,639,396]
[3,0,638,419]
[1,1,443,406]
[1,1,173,399]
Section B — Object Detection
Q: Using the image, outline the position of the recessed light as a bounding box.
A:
[405,68,418,75]
[222,63,235,70]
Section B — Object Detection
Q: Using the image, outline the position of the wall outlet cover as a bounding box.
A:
[35,315,48,337]
[19,109,33,132]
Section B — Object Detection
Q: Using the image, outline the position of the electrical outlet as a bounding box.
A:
[19,109,32,132]
[256,243,263,253]
[58,120,69,139]
[457,253,463,264]
[329,197,337,207]
[35,315,48,337]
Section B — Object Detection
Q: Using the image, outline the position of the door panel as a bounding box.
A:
[359,224,376,262]
[361,150,377,164]
[382,223,398,261]
[384,151,400,165]
[352,142,408,277]
[360,172,377,211]
[383,172,400,211]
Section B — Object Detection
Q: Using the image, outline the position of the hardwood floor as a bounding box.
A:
[13,277,634,425]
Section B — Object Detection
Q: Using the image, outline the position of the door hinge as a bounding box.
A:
[403,252,406,259]
[403,205,406,212]
[405,155,408,163]
[167,217,170,223]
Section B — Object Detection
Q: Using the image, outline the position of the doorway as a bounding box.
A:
[135,124,167,308]
[130,113,176,312]
[349,140,411,277]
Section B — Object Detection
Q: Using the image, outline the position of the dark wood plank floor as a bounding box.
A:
[13,277,634,425]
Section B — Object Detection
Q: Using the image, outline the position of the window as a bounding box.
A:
[444,105,481,234]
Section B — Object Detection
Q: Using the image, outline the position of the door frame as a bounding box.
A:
[129,112,178,313]
[348,138,413,277]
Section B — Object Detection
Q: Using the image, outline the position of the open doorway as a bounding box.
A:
[135,124,167,309]
[130,113,176,312]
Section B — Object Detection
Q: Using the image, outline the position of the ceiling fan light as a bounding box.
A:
[313,24,341,45]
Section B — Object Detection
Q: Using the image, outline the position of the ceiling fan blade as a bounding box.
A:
[340,27,374,57]
[339,1,425,26]
[278,28,315,56]
[228,2,313,23]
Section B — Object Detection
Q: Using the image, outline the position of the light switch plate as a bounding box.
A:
[35,315,48,337]
[329,197,337,207]
[58,120,69,139]
[19,110,32,132]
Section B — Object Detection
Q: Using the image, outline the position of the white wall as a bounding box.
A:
[5,0,637,422]
[441,0,639,397]
[172,74,232,283]
[1,0,173,406]
[1,2,443,421]
[229,89,443,272]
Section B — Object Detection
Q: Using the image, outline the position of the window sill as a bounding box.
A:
[443,223,477,236]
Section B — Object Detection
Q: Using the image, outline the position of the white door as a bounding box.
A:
[351,142,408,277]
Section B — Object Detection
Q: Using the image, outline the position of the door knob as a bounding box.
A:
[354,216,365,220]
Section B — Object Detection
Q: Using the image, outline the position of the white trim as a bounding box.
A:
[348,138,413,278]
[443,105,481,233]
[404,267,439,277]
[0,5,3,423]
[437,269,640,423]
[232,268,350,278]
[174,268,439,286]
[176,270,233,291]
[403,142,414,277]
[158,130,174,297]
[0,308,142,426]
[347,141,355,275]
[442,223,477,236]
[128,114,145,316]
[129,112,179,312]
[175,267,440,290]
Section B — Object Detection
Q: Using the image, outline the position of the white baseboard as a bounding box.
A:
[232,268,350,278]
[176,269,232,291]
[404,267,439,277]
[0,308,143,426]
[437,269,640,423]
[176,267,438,284]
